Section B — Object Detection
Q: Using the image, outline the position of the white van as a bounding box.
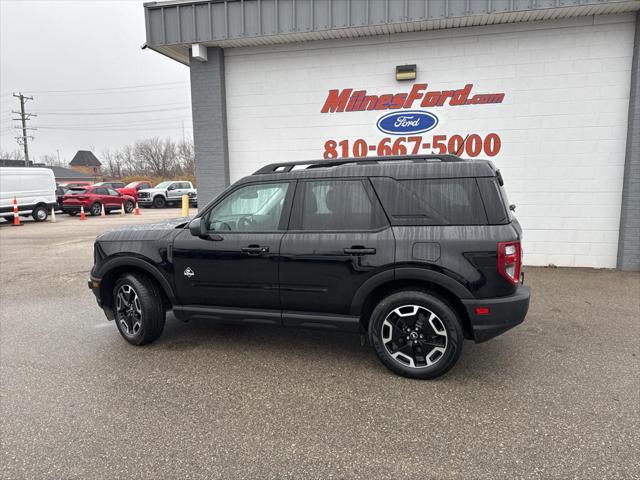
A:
[0,167,57,222]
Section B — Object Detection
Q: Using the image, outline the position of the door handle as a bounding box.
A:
[241,245,269,255]
[343,246,376,256]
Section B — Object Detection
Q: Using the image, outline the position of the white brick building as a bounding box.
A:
[143,0,640,270]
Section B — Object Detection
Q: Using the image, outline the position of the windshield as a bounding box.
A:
[155,181,172,189]
[125,182,139,188]
[93,182,105,186]
[68,188,87,194]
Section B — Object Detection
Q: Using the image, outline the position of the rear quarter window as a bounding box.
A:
[477,177,509,224]
[371,177,488,226]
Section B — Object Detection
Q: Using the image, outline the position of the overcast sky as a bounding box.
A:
[0,0,191,164]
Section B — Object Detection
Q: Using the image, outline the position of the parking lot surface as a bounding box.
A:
[1,211,639,479]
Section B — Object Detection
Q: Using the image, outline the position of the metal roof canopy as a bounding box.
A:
[143,0,640,64]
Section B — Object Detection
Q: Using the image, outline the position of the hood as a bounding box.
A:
[96,217,191,242]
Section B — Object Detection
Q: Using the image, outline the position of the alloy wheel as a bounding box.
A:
[381,305,448,368]
[115,284,142,337]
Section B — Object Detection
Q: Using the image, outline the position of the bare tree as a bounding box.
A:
[0,148,25,160]
[176,139,195,176]
[40,153,64,167]
[133,137,178,177]
[101,147,123,179]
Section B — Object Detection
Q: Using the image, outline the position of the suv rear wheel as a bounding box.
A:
[369,291,463,379]
[90,202,102,216]
[113,273,166,345]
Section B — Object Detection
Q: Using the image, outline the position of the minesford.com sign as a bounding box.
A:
[320,83,505,159]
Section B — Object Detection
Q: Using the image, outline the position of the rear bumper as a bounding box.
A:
[462,285,530,343]
[62,205,85,213]
[88,274,114,320]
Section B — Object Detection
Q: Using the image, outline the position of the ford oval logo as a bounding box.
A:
[376,110,439,135]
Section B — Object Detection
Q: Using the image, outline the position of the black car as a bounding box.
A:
[89,155,530,379]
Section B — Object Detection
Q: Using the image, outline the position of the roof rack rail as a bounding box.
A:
[253,154,464,175]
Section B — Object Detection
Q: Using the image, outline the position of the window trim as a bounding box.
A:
[198,180,295,234]
[288,177,389,233]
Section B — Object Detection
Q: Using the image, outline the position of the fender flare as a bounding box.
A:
[349,267,473,316]
[97,255,177,304]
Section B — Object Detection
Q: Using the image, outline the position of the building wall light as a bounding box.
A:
[396,64,417,81]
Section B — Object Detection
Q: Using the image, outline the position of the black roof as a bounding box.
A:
[242,155,497,183]
[69,150,101,167]
[47,166,93,179]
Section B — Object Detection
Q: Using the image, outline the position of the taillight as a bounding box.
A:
[497,240,521,285]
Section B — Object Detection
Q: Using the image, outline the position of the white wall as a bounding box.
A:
[224,14,635,268]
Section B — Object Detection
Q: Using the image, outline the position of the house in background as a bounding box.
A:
[47,166,93,184]
[0,159,94,184]
[69,150,101,179]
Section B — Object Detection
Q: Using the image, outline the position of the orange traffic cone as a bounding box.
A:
[80,205,86,220]
[12,197,21,226]
[134,202,140,215]
[101,203,106,217]
[120,203,125,215]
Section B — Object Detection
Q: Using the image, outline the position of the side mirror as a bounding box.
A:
[189,217,206,237]
[509,204,516,212]
[168,185,175,191]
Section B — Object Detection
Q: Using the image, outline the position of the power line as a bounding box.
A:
[36,125,191,132]
[36,118,193,128]
[39,101,190,113]
[36,106,190,116]
[1,80,188,96]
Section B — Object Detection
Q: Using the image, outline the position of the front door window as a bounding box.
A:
[205,182,290,233]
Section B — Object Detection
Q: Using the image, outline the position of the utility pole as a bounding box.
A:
[12,93,37,167]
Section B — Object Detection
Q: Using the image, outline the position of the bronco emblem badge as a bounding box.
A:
[183,267,195,278]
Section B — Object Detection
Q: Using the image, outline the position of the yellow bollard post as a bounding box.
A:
[181,194,189,217]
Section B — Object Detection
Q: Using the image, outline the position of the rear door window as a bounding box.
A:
[294,179,387,231]
[371,177,488,225]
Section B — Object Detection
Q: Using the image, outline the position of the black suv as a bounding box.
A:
[89,155,530,379]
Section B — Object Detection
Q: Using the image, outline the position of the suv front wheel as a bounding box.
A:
[369,291,463,379]
[152,196,166,208]
[113,273,166,345]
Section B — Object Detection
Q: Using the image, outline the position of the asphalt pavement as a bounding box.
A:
[1,210,639,479]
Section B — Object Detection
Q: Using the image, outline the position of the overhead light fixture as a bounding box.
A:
[191,44,208,62]
[396,64,417,81]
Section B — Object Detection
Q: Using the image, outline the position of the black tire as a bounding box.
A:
[369,290,464,379]
[32,205,48,222]
[124,200,134,213]
[152,196,166,208]
[67,211,77,216]
[90,202,102,216]
[113,273,166,345]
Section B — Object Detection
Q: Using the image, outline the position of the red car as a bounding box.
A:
[117,180,152,202]
[62,186,135,216]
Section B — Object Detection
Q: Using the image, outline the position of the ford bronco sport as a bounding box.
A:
[89,155,530,379]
